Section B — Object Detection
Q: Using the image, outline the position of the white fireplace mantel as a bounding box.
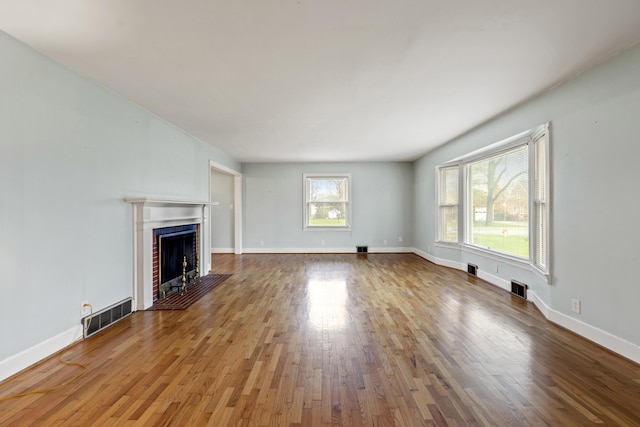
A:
[126,198,218,310]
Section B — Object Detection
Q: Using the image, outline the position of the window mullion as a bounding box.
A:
[461,163,468,245]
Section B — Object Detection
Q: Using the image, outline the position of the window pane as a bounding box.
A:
[308,202,347,227]
[535,135,546,200]
[309,178,347,202]
[304,174,350,229]
[469,146,529,258]
[440,167,458,204]
[535,203,547,268]
[438,166,459,242]
[440,206,458,241]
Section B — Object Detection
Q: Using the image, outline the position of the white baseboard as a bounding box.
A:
[367,247,414,253]
[243,247,353,253]
[416,248,640,365]
[477,270,511,292]
[0,325,83,382]
[413,248,463,270]
[528,291,640,364]
[526,290,550,318]
[211,248,234,253]
[243,247,413,254]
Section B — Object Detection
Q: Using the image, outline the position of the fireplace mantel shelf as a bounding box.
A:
[125,198,219,206]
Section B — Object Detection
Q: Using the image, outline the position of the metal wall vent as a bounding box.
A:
[82,298,133,338]
[467,263,478,276]
[356,245,368,253]
[511,280,528,299]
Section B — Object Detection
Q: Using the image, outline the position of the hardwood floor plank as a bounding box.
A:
[1,253,639,426]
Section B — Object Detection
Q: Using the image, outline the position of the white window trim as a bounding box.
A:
[436,123,551,283]
[436,164,461,243]
[533,126,551,278]
[303,173,352,231]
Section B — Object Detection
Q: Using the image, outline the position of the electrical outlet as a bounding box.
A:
[260,240,264,247]
[398,236,403,243]
[571,298,581,314]
[493,263,499,273]
[383,239,388,246]
[81,301,91,316]
[321,240,325,246]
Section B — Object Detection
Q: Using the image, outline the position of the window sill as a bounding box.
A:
[303,227,352,232]
[435,241,551,284]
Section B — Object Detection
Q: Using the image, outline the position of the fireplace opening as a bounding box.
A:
[154,225,199,300]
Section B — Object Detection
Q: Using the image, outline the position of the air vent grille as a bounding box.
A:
[82,298,132,338]
[511,280,528,299]
[467,263,478,276]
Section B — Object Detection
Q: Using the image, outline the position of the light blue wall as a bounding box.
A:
[243,162,413,251]
[0,31,240,363]
[414,42,640,347]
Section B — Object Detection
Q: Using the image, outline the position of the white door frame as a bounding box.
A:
[209,160,242,254]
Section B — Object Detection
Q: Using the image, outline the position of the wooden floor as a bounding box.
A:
[1,254,639,426]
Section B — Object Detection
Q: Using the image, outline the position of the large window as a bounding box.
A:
[436,123,550,278]
[468,145,529,258]
[303,174,351,230]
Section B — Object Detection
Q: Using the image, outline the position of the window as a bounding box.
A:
[436,123,550,278]
[438,166,459,242]
[533,133,548,270]
[468,144,529,258]
[303,174,351,230]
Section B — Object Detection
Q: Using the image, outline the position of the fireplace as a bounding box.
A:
[153,225,199,300]
[126,198,214,310]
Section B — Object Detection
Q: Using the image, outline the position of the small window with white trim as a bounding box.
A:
[303,174,351,230]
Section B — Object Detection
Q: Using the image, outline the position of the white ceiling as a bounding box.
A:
[2,1,640,163]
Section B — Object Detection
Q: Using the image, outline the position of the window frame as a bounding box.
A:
[303,173,352,231]
[437,164,461,243]
[532,128,550,272]
[436,123,550,282]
